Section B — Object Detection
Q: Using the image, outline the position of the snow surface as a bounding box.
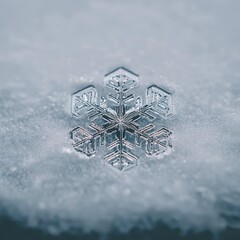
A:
[0,0,240,235]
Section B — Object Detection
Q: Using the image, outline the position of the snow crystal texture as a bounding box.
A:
[0,0,240,235]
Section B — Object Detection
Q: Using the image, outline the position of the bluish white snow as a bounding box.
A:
[0,0,240,235]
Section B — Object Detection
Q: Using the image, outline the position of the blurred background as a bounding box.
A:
[0,0,240,239]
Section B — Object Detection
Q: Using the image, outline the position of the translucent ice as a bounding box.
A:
[70,67,173,171]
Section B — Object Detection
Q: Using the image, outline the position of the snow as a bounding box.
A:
[0,0,240,235]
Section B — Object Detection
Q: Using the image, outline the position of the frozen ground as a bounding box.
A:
[0,0,240,236]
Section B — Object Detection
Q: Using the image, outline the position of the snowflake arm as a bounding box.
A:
[104,124,138,171]
[70,122,118,157]
[71,85,117,122]
[124,121,172,156]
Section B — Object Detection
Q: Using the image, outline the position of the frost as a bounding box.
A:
[70,67,173,171]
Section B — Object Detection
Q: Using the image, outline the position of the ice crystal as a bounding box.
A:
[70,67,173,171]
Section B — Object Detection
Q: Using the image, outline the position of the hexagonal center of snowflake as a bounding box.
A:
[70,67,174,171]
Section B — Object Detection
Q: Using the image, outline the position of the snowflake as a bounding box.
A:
[70,67,174,171]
